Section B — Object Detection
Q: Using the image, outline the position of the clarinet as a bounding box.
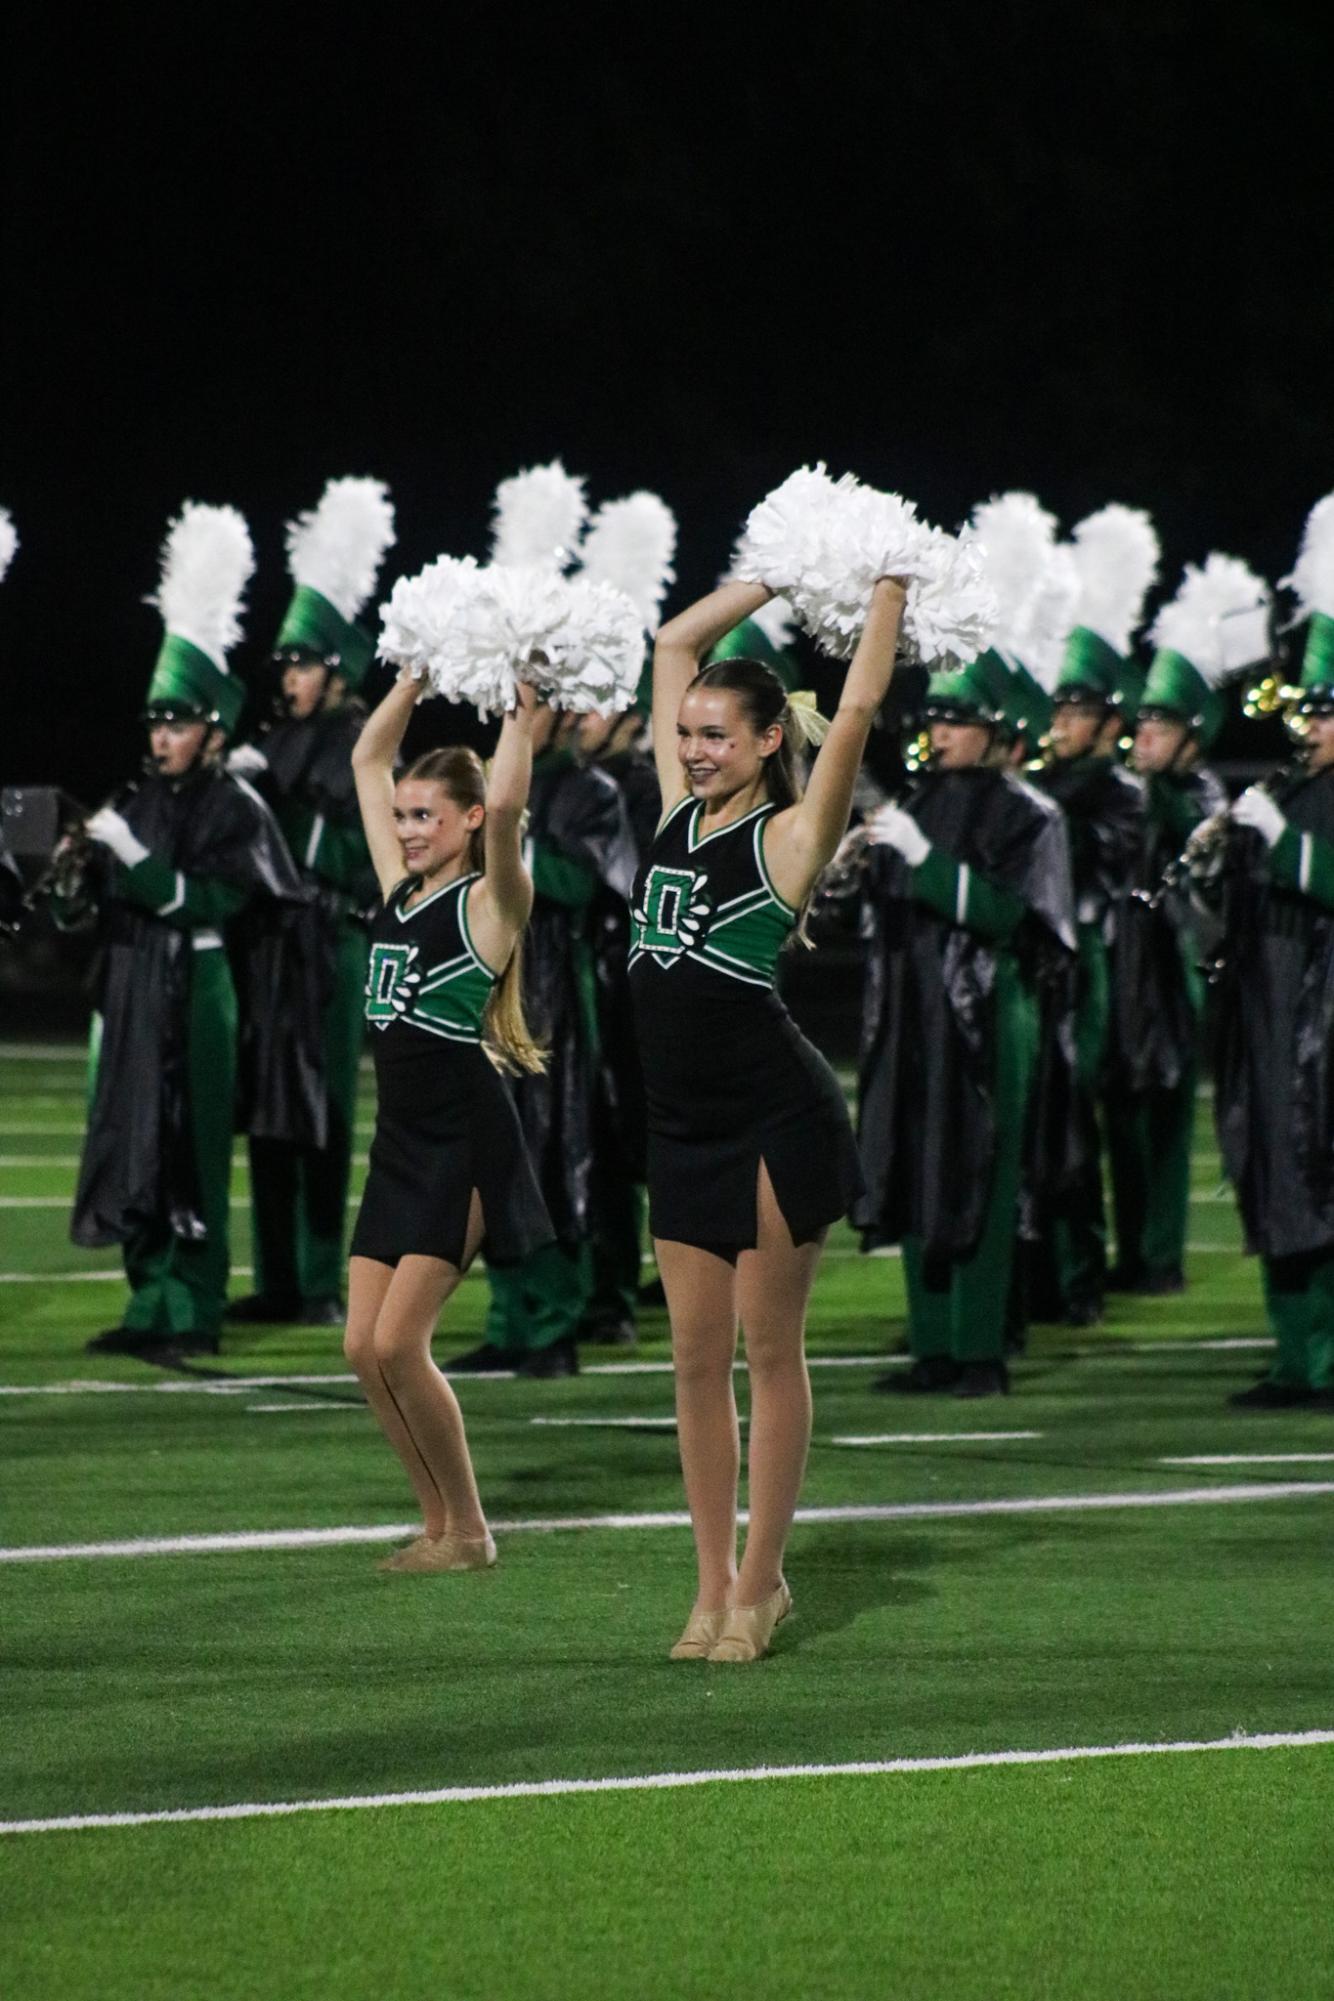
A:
[25,777,141,913]
[1132,767,1289,912]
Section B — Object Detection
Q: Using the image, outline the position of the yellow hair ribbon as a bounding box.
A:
[786,688,832,747]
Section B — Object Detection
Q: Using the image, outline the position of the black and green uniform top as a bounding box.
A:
[364,874,496,1046]
[1038,755,1145,933]
[253,706,375,911]
[1211,763,1334,1258]
[628,797,796,990]
[1110,763,1226,1096]
[856,765,1076,1260]
[60,766,305,1247]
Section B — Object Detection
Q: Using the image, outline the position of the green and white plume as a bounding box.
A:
[1057,505,1160,704]
[1143,553,1271,746]
[490,460,588,571]
[1281,493,1334,694]
[276,477,396,686]
[576,492,677,627]
[145,502,255,734]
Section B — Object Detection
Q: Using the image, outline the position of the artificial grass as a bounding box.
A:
[3,1044,1332,1998]
[5,1750,1333,2001]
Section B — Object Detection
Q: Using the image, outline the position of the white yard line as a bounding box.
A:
[0,1356,895,1396]
[530,1415,679,1429]
[3,1481,1332,1567]
[0,1043,88,1060]
[831,1431,1042,1446]
[2,1728,1328,1839]
[1162,1453,1334,1467]
[245,1403,348,1415]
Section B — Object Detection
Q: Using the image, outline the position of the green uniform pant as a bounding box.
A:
[119,947,237,1339]
[1261,1253,1334,1392]
[485,1242,592,1352]
[1052,926,1110,1307]
[1103,1070,1195,1279]
[250,924,367,1303]
[904,965,1038,1363]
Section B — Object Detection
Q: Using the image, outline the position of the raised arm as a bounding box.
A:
[651,580,774,811]
[468,682,538,967]
[352,670,422,899]
[765,577,906,906]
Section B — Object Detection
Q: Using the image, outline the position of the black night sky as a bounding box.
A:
[5,7,1333,800]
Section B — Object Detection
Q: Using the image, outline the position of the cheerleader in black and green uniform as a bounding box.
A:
[346,669,550,1574]
[633,575,905,1663]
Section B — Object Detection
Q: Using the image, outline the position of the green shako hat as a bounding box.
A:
[1282,496,1334,710]
[924,653,1003,724]
[706,600,801,692]
[145,503,255,736]
[1057,505,1160,706]
[276,477,396,689]
[970,647,1051,743]
[1143,553,1271,750]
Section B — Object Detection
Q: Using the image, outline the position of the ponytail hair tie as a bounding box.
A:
[785,688,832,747]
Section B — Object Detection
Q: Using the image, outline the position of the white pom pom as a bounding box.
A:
[904,528,999,667]
[149,502,255,667]
[1281,493,1334,620]
[0,508,17,585]
[413,564,644,719]
[286,477,396,621]
[732,464,931,659]
[970,492,1058,658]
[490,460,588,571]
[577,492,677,628]
[1068,504,1160,654]
[548,576,646,714]
[1150,553,1271,683]
[378,556,480,680]
[1023,543,1082,692]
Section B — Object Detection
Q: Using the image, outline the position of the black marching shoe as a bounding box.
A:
[1229,1379,1315,1410]
[85,1327,172,1357]
[874,1356,961,1394]
[224,1293,302,1324]
[1136,1266,1185,1296]
[445,1341,523,1374]
[953,1360,1011,1399]
[1104,1262,1146,1293]
[637,1276,667,1308]
[517,1336,580,1379]
[1063,1293,1104,1328]
[577,1315,638,1348]
[300,1295,346,1327]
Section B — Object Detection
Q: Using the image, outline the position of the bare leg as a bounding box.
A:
[656,1237,740,1612]
[345,1255,448,1536]
[734,1163,824,1605]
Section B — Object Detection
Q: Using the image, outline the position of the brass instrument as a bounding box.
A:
[4,780,138,919]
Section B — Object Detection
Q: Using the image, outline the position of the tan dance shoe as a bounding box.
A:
[707,1581,792,1663]
[380,1531,498,1574]
[669,1608,728,1661]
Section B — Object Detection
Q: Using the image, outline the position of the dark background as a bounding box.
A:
[4,5,1333,801]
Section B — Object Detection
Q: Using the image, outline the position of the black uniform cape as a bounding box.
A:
[1109,766,1226,1095]
[855,764,1076,1261]
[1038,755,1144,922]
[1212,765,1334,1258]
[233,705,375,1149]
[516,755,637,1245]
[71,767,308,1249]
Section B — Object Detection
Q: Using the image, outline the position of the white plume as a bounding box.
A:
[969,492,1058,659]
[1067,504,1160,654]
[577,492,677,627]
[1281,493,1334,620]
[149,502,255,667]
[490,460,588,571]
[904,527,999,667]
[286,477,396,621]
[732,463,932,659]
[1150,553,1272,683]
[747,595,799,653]
[1024,543,1082,692]
[0,508,17,584]
[377,557,481,678]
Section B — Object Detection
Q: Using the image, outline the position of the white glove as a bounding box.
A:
[1230,786,1286,849]
[226,743,268,776]
[865,803,931,868]
[85,807,150,868]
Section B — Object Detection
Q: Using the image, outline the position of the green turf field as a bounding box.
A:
[2,1039,1332,2000]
